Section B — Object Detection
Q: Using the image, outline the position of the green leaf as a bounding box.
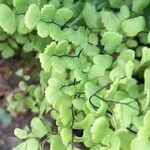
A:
[88,64,105,79]
[17,15,31,34]
[26,138,39,150]
[100,10,121,31]
[88,33,99,45]
[0,28,8,41]
[132,0,150,14]
[31,36,50,51]
[83,2,99,29]
[47,77,62,89]
[114,98,139,127]
[84,82,98,99]
[13,0,29,13]
[148,32,150,43]
[39,53,51,72]
[44,40,68,57]
[144,110,150,125]
[73,27,88,45]
[35,0,47,8]
[0,4,16,34]
[54,7,73,26]
[60,128,72,145]
[130,138,150,150]
[132,116,143,129]
[74,68,87,82]
[105,78,120,98]
[140,47,150,66]
[51,57,66,73]
[37,21,50,38]
[121,16,145,37]
[49,23,64,41]
[125,60,134,79]
[64,27,88,46]
[117,5,130,21]
[138,32,149,45]
[109,66,124,81]
[83,44,99,56]
[108,0,124,8]
[25,4,40,30]
[144,68,150,94]
[55,40,68,55]
[12,141,27,150]
[15,34,28,44]
[101,133,121,150]
[93,54,113,69]
[61,85,76,96]
[50,0,60,9]
[31,117,48,138]
[45,86,62,106]
[0,44,14,59]
[51,135,65,150]
[41,4,56,22]
[72,98,85,110]
[91,116,111,143]
[23,41,33,52]
[83,129,94,148]
[102,32,122,54]
[126,79,140,99]
[138,124,150,142]
[63,0,73,8]
[14,128,28,139]
[44,42,56,56]
[126,38,138,48]
[116,129,133,150]
[60,106,72,126]
[117,49,135,68]
[74,114,94,129]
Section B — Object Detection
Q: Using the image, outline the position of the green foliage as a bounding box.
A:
[132,0,150,14]
[0,4,16,34]
[121,16,145,37]
[13,0,29,13]
[0,43,14,58]
[54,7,73,26]
[102,32,123,54]
[14,128,28,139]
[0,0,149,150]
[83,2,99,29]
[25,4,40,30]
[31,117,48,138]
[91,117,111,143]
[100,10,121,32]
[51,135,65,150]
[41,4,56,22]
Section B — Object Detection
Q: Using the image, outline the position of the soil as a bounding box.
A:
[0,57,37,150]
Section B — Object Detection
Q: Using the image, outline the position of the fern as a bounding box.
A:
[0,0,149,150]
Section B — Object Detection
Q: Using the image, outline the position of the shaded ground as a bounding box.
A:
[0,57,37,150]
